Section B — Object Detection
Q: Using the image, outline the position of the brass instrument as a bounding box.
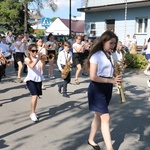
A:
[49,53,55,60]
[40,54,48,61]
[40,53,55,61]
[0,54,12,66]
[112,56,127,103]
[61,62,71,79]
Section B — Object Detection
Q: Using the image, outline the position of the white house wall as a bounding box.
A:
[46,18,69,35]
[87,0,147,7]
[85,6,150,46]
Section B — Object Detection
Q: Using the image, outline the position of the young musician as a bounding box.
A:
[46,33,57,79]
[57,41,72,98]
[87,31,121,150]
[72,35,85,84]
[24,44,44,122]
[36,37,47,90]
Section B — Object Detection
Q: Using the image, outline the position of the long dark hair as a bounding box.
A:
[87,31,118,68]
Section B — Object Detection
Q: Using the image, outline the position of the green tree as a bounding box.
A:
[51,17,57,23]
[0,0,24,34]
[0,0,57,34]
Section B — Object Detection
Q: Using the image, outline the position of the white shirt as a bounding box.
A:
[24,57,45,82]
[0,42,10,54]
[72,43,82,53]
[57,50,72,70]
[14,41,25,53]
[112,51,123,62]
[90,51,114,77]
[81,41,89,50]
[131,38,137,44]
[6,36,15,44]
[10,43,16,54]
[145,43,150,54]
[38,46,46,55]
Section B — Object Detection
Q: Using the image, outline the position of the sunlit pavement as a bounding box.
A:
[0,65,150,150]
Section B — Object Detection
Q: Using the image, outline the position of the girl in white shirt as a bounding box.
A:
[72,35,85,84]
[87,31,121,150]
[46,34,57,79]
[24,44,44,122]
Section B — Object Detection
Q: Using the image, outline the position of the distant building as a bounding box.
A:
[28,9,45,30]
[46,17,84,35]
[78,0,150,46]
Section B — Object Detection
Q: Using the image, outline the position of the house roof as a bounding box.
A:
[78,0,150,12]
[60,18,84,33]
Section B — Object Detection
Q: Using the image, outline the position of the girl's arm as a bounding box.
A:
[73,44,85,53]
[14,42,23,49]
[25,54,41,68]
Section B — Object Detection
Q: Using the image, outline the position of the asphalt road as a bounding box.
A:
[0,64,150,150]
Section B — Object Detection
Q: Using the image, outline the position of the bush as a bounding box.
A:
[34,29,45,37]
[124,53,148,69]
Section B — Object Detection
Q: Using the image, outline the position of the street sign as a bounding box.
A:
[41,17,50,27]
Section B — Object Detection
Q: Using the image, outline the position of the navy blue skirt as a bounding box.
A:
[26,80,42,96]
[88,81,113,114]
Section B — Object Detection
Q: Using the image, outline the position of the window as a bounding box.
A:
[136,18,148,34]
[106,19,115,32]
[90,23,96,36]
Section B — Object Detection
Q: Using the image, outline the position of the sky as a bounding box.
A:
[29,0,83,19]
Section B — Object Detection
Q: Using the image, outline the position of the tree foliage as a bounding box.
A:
[0,0,30,34]
[0,0,57,35]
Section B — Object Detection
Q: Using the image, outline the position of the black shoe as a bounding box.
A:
[82,73,88,76]
[63,93,70,98]
[87,141,100,150]
[58,85,62,94]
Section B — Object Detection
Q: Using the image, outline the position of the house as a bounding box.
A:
[78,0,150,46]
[28,9,46,30]
[46,17,84,35]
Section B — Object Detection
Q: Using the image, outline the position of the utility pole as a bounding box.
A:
[24,1,28,32]
[69,0,71,37]
[124,0,127,45]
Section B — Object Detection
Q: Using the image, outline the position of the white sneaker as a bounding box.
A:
[30,113,38,122]
[49,75,55,79]
[147,80,150,87]
[144,70,150,75]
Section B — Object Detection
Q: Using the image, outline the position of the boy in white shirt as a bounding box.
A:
[57,41,72,98]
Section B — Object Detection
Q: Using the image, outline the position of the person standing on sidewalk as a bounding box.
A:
[24,44,44,122]
[57,41,72,98]
[87,31,121,150]
[143,38,150,75]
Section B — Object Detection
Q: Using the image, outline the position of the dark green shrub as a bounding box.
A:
[124,53,148,69]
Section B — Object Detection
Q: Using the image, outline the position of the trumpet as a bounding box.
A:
[40,54,48,61]
[49,53,55,59]
[40,53,55,61]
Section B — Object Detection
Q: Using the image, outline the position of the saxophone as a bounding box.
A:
[112,54,127,103]
[61,62,71,79]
